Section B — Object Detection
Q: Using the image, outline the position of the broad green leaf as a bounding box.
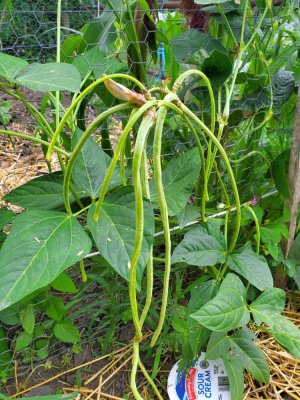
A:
[4,173,68,211]
[187,316,210,357]
[250,288,286,325]
[191,273,250,331]
[78,13,116,54]
[222,353,245,400]
[188,279,219,312]
[230,328,270,383]
[172,30,232,84]
[0,210,91,311]
[73,47,127,78]
[288,233,300,288]
[20,304,35,335]
[0,207,15,231]
[15,331,32,351]
[228,244,273,291]
[51,272,78,293]
[0,327,11,370]
[46,297,66,322]
[261,223,289,244]
[15,62,81,93]
[0,394,76,400]
[27,394,77,400]
[194,0,231,3]
[271,150,290,199]
[71,129,121,199]
[177,205,200,229]
[272,70,295,106]
[172,220,226,267]
[271,317,300,359]
[0,100,12,125]
[53,320,80,343]
[87,186,154,287]
[0,52,28,80]
[206,331,230,360]
[150,148,201,216]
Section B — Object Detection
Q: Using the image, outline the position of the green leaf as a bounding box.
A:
[172,220,226,267]
[206,331,230,360]
[4,173,70,211]
[272,70,295,106]
[46,297,66,322]
[71,129,121,199]
[271,317,300,359]
[73,47,127,78]
[288,234,300,289]
[271,149,290,199]
[150,148,201,216]
[0,100,12,126]
[15,62,81,93]
[227,244,273,291]
[261,223,289,244]
[0,53,28,80]
[15,331,32,351]
[188,279,219,313]
[20,304,35,335]
[230,327,270,383]
[51,272,78,293]
[0,327,11,370]
[0,208,15,231]
[194,0,231,3]
[87,186,154,287]
[191,273,250,331]
[9,393,78,400]
[186,316,210,357]
[250,288,286,325]
[53,320,80,343]
[0,210,92,311]
[177,205,200,229]
[172,30,232,84]
[222,352,244,400]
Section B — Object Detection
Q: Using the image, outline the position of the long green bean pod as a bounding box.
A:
[130,113,156,341]
[150,104,171,347]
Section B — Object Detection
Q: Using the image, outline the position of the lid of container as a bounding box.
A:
[167,352,231,400]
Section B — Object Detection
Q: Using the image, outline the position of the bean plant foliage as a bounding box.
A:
[0,0,300,398]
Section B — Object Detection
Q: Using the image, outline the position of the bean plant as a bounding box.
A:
[0,0,300,399]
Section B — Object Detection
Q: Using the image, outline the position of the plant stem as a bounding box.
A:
[172,69,216,134]
[217,4,238,47]
[56,0,62,133]
[0,129,69,157]
[130,341,143,400]
[63,103,132,214]
[46,73,147,161]
[138,359,163,400]
[245,205,261,254]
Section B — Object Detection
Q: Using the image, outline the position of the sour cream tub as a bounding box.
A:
[167,353,231,400]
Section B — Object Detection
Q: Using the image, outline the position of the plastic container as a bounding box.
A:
[167,352,231,400]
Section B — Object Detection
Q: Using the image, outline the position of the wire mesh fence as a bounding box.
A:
[0,0,299,396]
